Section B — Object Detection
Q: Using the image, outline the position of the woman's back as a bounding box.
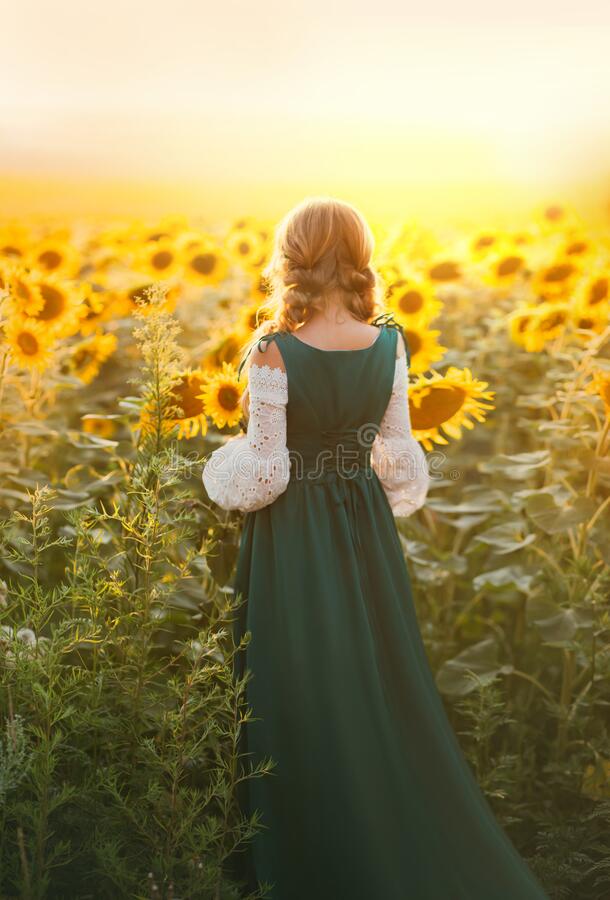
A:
[266,320,398,441]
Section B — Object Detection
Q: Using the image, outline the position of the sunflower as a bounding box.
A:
[29,238,80,277]
[562,235,592,258]
[542,204,566,225]
[201,328,248,371]
[510,301,570,352]
[531,260,580,300]
[28,274,86,337]
[228,218,271,263]
[408,367,495,451]
[238,300,273,333]
[67,332,118,384]
[483,244,527,288]
[249,271,270,305]
[181,238,230,286]
[386,278,443,325]
[7,272,44,316]
[427,258,462,283]
[508,306,540,351]
[573,272,609,319]
[571,316,606,336]
[469,231,499,258]
[201,363,245,429]
[136,238,181,279]
[78,287,114,336]
[531,301,570,344]
[225,227,266,270]
[0,225,30,261]
[81,415,118,438]
[402,322,447,374]
[4,318,55,371]
[170,370,208,439]
[587,370,610,413]
[376,259,403,289]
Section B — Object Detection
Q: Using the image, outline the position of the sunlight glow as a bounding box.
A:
[1,0,609,222]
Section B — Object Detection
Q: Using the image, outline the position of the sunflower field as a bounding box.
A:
[0,205,609,899]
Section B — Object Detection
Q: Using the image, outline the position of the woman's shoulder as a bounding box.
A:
[250,339,285,372]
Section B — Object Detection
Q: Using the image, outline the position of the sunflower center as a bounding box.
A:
[429,261,460,282]
[191,253,217,275]
[72,348,94,369]
[206,335,241,369]
[2,245,22,257]
[14,279,33,301]
[410,386,467,430]
[566,241,587,256]
[17,331,39,356]
[37,284,66,320]
[540,311,567,331]
[152,250,173,270]
[589,278,608,305]
[545,205,564,222]
[404,330,423,356]
[474,235,495,250]
[238,241,251,256]
[129,285,153,305]
[218,385,240,411]
[544,263,574,283]
[38,250,63,270]
[173,377,204,418]
[497,256,523,277]
[397,290,424,314]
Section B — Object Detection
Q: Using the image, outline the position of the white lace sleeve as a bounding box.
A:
[371,354,430,516]
[202,364,290,512]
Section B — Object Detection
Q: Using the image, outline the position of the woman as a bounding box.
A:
[202,197,548,899]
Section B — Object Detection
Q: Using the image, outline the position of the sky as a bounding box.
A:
[2,0,610,222]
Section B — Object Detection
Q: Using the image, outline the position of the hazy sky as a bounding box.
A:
[2,1,610,219]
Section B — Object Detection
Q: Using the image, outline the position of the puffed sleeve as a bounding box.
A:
[371,352,430,516]
[202,363,290,512]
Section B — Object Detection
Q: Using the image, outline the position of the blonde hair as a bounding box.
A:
[241,196,385,367]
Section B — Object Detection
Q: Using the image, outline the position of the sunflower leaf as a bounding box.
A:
[525,492,597,534]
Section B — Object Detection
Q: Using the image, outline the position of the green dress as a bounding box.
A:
[229,321,548,900]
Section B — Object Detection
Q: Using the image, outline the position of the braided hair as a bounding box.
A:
[243,197,386,355]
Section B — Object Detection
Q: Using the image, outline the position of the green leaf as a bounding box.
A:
[436,638,512,697]
[528,596,594,644]
[473,565,535,595]
[473,521,536,555]
[525,492,596,534]
[479,450,550,480]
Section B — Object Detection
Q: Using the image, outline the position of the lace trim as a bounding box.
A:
[371,354,430,517]
[248,363,288,405]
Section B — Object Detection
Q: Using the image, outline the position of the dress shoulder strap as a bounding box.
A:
[237,331,283,381]
[370,312,411,367]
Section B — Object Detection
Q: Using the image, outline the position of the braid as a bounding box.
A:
[253,197,385,342]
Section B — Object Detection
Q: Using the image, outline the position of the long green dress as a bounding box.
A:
[229,321,548,899]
